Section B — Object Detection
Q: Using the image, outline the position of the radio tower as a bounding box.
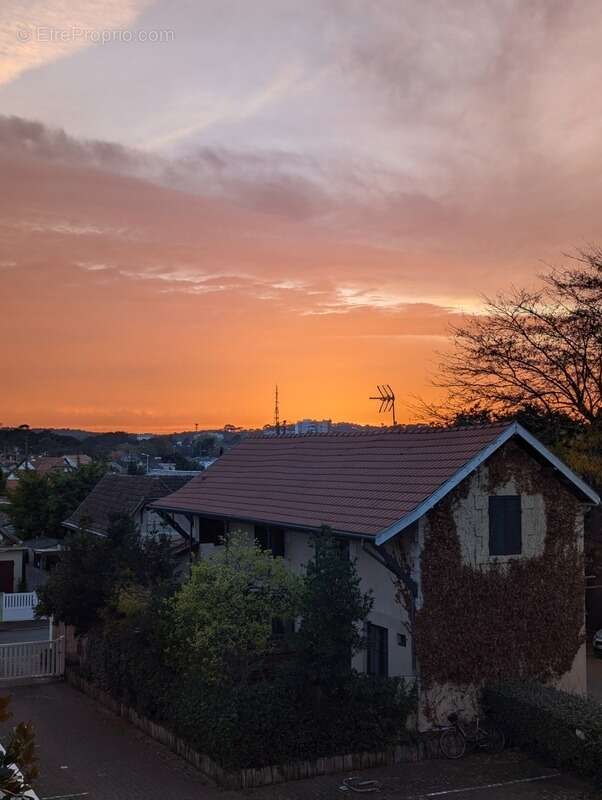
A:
[274,385,280,435]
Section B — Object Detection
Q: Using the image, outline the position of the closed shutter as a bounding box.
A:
[488,496,522,556]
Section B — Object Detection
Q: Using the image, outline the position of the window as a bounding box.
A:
[198,518,225,545]
[254,526,285,557]
[488,496,522,556]
[367,622,388,677]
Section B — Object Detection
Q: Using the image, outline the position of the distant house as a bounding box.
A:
[0,512,26,593]
[63,473,196,542]
[152,422,600,722]
[5,454,92,491]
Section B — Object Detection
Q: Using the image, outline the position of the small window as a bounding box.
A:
[198,518,225,545]
[255,526,285,557]
[489,496,522,556]
[367,622,388,677]
[397,632,407,647]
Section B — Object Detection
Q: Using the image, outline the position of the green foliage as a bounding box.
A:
[8,461,106,539]
[37,513,174,633]
[173,452,196,470]
[296,528,373,690]
[168,531,302,685]
[5,470,49,538]
[170,673,415,771]
[483,682,602,783]
[0,695,38,796]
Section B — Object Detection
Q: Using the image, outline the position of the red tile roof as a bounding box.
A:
[151,423,514,537]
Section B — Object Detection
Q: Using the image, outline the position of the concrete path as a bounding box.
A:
[0,682,595,800]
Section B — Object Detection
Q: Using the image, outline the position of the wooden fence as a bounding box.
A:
[0,637,65,681]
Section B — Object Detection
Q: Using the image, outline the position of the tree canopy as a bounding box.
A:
[37,513,174,633]
[7,461,106,539]
[168,531,302,686]
[436,249,602,425]
[296,528,373,690]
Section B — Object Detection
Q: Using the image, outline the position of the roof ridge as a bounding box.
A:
[243,421,512,441]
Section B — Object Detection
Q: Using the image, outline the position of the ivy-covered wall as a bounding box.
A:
[408,441,585,713]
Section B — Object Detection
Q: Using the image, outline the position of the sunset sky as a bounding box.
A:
[2,1,602,431]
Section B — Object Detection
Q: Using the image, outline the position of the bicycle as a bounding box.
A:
[439,711,505,759]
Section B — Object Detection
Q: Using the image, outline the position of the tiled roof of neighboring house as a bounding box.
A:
[151,422,600,541]
[63,473,193,536]
[33,454,92,475]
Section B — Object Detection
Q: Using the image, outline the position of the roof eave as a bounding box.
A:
[375,422,600,547]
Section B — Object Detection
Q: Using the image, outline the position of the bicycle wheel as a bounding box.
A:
[440,728,466,759]
[481,722,505,754]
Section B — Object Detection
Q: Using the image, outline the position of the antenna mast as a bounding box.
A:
[369,385,397,426]
[274,385,280,435]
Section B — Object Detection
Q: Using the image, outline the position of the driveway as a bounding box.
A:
[0,682,595,800]
[0,682,236,800]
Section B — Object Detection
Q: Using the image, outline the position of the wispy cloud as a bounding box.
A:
[0,0,153,86]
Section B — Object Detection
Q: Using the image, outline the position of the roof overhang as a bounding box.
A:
[374,422,600,547]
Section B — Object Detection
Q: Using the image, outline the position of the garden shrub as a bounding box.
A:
[169,672,416,770]
[483,682,602,782]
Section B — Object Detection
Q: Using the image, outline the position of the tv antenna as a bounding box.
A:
[369,385,397,426]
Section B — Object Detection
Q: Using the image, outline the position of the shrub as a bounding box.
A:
[483,682,602,782]
[169,672,416,770]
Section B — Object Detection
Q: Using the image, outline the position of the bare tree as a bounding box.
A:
[436,249,602,424]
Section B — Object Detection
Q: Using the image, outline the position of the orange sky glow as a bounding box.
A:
[2,1,602,431]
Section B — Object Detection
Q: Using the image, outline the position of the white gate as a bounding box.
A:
[1,592,39,623]
[0,637,65,680]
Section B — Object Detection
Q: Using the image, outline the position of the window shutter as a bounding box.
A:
[489,496,522,556]
[505,496,522,554]
[379,627,389,678]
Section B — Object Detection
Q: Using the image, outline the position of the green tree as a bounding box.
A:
[37,514,174,633]
[296,528,373,691]
[168,531,301,685]
[5,470,50,539]
[8,461,106,539]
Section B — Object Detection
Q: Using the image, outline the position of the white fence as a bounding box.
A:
[0,637,64,681]
[1,592,39,622]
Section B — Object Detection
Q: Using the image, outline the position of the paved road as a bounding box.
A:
[0,682,595,800]
[0,623,51,644]
[0,682,235,800]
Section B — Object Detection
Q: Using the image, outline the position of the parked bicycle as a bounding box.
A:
[439,711,505,759]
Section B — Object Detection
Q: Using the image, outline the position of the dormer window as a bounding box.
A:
[488,496,522,556]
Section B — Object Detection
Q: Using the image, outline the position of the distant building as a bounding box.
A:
[294,419,332,435]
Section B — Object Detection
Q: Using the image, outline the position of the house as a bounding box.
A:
[0,512,27,593]
[151,422,600,721]
[63,473,196,542]
[5,454,93,491]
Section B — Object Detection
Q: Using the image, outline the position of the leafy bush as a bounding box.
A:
[169,672,416,770]
[483,682,602,782]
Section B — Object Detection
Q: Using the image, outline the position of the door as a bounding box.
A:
[0,561,14,593]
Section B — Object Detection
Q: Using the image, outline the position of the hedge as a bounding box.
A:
[483,682,602,782]
[81,625,417,771]
[170,673,416,770]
